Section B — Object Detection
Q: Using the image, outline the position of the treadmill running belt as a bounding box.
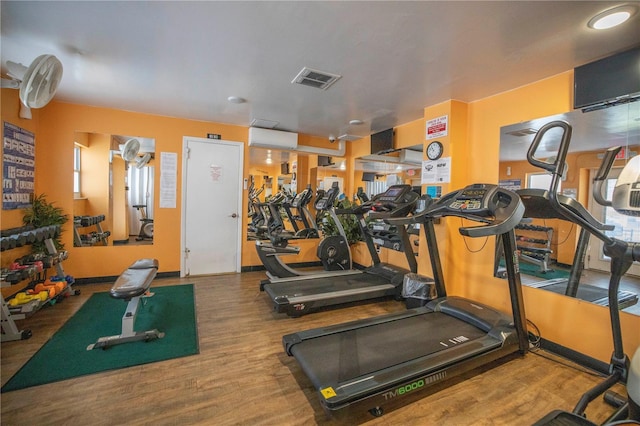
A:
[290,312,487,388]
[539,281,635,306]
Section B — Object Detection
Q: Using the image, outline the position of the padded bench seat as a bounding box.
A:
[110,258,159,300]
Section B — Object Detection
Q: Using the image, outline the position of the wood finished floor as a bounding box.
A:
[1,271,627,425]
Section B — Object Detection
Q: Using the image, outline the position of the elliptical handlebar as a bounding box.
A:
[526,120,573,175]
[387,184,524,238]
[527,120,617,247]
[592,146,622,208]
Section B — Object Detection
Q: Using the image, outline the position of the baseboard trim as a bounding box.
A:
[540,338,609,375]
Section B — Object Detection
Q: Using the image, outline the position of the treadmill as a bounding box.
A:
[262,184,419,317]
[283,183,529,417]
[514,122,638,309]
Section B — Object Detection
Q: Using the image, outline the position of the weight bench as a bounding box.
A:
[87,259,164,350]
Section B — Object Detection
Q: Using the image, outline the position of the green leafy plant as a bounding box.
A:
[317,198,363,245]
[22,193,69,253]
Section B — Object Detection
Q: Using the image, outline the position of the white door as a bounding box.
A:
[181,137,243,276]
[586,167,640,277]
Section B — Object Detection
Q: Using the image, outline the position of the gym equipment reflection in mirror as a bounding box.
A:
[497,102,640,315]
[73,132,155,247]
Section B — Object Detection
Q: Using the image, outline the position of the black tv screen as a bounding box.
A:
[318,155,332,167]
[370,128,394,154]
[280,162,289,174]
[362,172,375,182]
[574,46,640,110]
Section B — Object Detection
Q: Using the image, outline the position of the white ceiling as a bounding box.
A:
[1,1,639,142]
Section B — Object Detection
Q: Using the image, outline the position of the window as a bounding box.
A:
[527,172,561,192]
[364,179,388,199]
[73,145,81,197]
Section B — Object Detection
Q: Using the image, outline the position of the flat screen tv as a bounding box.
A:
[318,155,332,167]
[362,172,375,182]
[574,46,640,111]
[280,162,289,175]
[370,128,394,154]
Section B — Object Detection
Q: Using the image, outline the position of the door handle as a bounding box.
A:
[230,213,238,218]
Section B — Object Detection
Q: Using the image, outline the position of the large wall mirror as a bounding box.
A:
[73,132,155,247]
[247,148,349,241]
[497,102,640,315]
[354,144,423,197]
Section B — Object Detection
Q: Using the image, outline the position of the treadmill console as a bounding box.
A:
[367,185,419,218]
[388,183,524,238]
[447,185,498,215]
[291,187,312,209]
[315,182,340,211]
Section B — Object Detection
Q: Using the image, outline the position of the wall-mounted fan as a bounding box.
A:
[119,138,141,162]
[135,153,152,169]
[1,54,63,119]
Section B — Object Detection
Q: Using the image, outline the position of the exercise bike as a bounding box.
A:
[133,205,153,241]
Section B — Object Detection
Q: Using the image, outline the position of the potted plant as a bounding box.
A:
[22,193,69,254]
[317,197,363,245]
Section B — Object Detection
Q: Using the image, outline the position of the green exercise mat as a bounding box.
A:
[2,284,198,392]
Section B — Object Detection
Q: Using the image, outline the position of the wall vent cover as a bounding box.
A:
[292,67,341,90]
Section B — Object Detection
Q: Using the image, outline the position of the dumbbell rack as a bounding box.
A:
[515,223,554,273]
[1,225,77,342]
[73,215,111,247]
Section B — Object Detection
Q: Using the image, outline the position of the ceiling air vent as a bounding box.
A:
[292,67,341,90]
[250,118,279,129]
[338,134,363,142]
[505,128,538,137]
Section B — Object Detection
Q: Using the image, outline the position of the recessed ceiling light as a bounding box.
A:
[588,5,636,29]
[227,96,246,104]
[349,119,364,125]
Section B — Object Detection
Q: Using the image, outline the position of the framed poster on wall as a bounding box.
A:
[3,122,35,210]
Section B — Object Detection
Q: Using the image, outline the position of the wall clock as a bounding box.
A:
[426,141,444,160]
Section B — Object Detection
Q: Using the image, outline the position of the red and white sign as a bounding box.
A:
[426,115,448,140]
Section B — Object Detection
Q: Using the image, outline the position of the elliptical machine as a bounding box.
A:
[255,182,352,281]
[530,122,640,425]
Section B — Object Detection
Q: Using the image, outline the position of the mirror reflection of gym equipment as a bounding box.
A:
[73,132,155,246]
[133,204,153,242]
[497,102,640,315]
